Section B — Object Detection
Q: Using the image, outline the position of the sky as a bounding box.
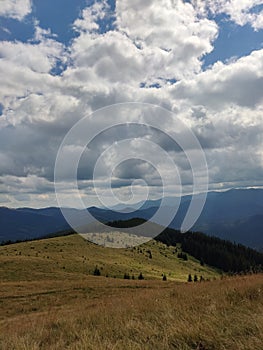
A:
[0,0,263,209]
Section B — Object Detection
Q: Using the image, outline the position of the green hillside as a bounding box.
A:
[0,233,219,283]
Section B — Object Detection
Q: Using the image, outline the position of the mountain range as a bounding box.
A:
[1,188,262,250]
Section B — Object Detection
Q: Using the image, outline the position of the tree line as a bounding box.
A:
[156,228,263,273]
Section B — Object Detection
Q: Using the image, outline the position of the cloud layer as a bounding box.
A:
[0,0,262,207]
[0,0,32,20]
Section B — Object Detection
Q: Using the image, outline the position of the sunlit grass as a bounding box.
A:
[0,234,219,282]
[1,235,261,349]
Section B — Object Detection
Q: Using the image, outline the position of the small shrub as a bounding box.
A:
[146,250,152,259]
[93,266,101,276]
[177,252,188,260]
[138,272,144,280]
[188,274,192,282]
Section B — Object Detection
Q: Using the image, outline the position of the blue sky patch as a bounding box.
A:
[0,16,34,42]
[32,0,88,45]
[250,4,263,14]
[203,14,263,68]
[0,0,117,46]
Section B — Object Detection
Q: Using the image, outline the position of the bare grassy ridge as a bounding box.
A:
[0,234,219,282]
[0,235,263,349]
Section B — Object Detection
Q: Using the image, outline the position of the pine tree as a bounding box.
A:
[138,272,144,280]
[93,266,101,276]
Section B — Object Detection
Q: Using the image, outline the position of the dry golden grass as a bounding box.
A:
[0,275,262,349]
[0,235,262,349]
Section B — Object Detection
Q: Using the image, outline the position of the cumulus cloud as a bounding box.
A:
[65,0,219,92]
[0,0,262,207]
[73,0,112,33]
[0,40,64,74]
[116,0,218,80]
[0,24,65,106]
[192,0,263,30]
[0,0,32,20]
[172,49,263,108]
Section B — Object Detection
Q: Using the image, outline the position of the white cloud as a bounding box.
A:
[69,31,146,85]
[0,0,32,21]
[251,10,263,29]
[0,40,64,73]
[63,0,219,99]
[193,0,263,30]
[73,0,111,33]
[0,1,262,207]
[217,0,263,29]
[115,0,218,80]
[0,26,65,103]
[172,49,263,108]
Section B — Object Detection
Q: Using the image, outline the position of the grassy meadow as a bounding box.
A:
[0,234,219,282]
[0,234,262,349]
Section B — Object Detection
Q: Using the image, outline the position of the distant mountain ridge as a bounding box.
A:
[0,188,263,249]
